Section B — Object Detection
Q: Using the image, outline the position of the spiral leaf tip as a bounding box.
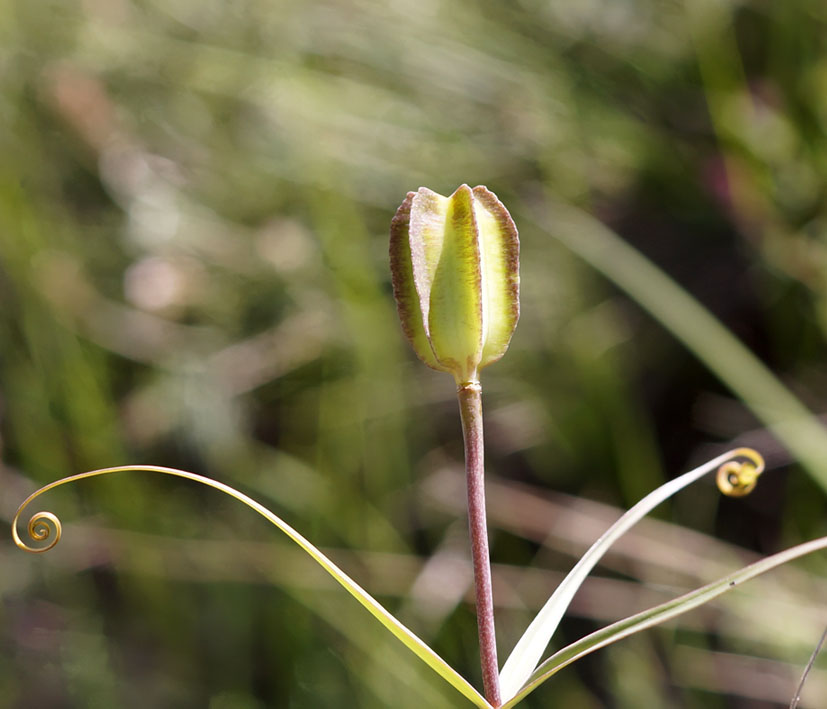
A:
[13,510,63,554]
[716,448,765,497]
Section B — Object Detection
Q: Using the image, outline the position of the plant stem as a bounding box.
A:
[457,380,501,707]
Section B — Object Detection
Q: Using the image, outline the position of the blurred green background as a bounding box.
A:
[2,0,827,706]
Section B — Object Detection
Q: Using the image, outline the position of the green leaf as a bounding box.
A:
[12,465,492,709]
[502,533,827,707]
[498,447,764,700]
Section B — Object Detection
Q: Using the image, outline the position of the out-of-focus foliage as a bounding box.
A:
[1,0,826,707]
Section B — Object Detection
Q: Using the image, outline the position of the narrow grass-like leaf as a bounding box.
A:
[499,447,763,700]
[12,466,491,709]
[502,533,827,707]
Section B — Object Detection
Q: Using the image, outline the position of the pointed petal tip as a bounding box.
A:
[451,183,473,199]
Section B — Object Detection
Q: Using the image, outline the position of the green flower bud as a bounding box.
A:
[390,184,520,384]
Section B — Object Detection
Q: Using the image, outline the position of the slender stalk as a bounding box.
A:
[790,625,827,709]
[457,380,501,707]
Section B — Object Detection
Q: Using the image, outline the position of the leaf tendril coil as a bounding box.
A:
[14,510,62,553]
[716,449,764,497]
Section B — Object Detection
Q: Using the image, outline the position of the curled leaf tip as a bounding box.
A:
[13,510,62,553]
[716,448,765,497]
[389,185,519,383]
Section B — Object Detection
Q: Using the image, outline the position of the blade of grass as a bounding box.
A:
[12,466,491,709]
[499,447,763,700]
[502,533,827,707]
[525,196,827,491]
[790,626,827,709]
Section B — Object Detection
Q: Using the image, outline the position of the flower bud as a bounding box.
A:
[390,184,519,384]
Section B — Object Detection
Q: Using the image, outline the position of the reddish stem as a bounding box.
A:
[457,380,501,707]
